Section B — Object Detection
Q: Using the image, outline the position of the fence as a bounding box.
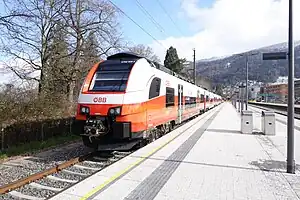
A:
[0,117,84,151]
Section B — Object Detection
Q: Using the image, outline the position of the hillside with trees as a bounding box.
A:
[196,42,300,86]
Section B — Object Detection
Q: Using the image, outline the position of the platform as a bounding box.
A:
[49,103,300,200]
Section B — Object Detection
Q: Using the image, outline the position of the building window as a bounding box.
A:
[149,77,161,99]
[166,87,175,107]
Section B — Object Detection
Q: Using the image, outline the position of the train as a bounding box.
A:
[75,52,223,150]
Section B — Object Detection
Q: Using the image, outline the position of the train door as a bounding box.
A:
[204,91,206,111]
[197,90,200,108]
[178,84,183,123]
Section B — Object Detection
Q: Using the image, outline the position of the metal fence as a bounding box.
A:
[0,117,83,151]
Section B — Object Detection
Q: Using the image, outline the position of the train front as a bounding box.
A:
[75,56,137,149]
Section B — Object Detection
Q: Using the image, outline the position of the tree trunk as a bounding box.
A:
[68,80,76,114]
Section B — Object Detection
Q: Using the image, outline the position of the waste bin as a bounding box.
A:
[241,110,253,134]
[261,111,275,135]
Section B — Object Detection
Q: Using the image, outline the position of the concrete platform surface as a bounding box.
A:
[49,103,300,200]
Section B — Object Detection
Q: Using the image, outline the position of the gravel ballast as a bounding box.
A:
[0,142,91,187]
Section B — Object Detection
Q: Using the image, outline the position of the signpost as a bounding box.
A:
[262,50,295,173]
[239,85,245,113]
[262,0,295,173]
[287,0,295,174]
[262,52,287,60]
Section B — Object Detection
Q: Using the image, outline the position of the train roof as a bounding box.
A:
[106,52,218,95]
[107,52,143,60]
[107,52,195,84]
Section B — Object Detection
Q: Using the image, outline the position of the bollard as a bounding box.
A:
[241,110,253,134]
[261,111,276,135]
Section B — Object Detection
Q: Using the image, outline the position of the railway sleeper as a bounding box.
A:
[9,190,45,200]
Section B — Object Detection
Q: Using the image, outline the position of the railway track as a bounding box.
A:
[0,151,132,200]
[0,105,221,200]
[249,103,300,119]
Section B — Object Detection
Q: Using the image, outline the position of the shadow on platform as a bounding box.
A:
[205,128,264,135]
[205,128,241,134]
[249,159,300,172]
[129,155,288,174]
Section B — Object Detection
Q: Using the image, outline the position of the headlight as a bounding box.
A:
[108,106,121,116]
[80,106,90,114]
[109,108,115,115]
[115,107,121,115]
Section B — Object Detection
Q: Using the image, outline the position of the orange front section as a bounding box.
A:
[145,96,177,129]
[116,103,147,133]
[76,103,147,133]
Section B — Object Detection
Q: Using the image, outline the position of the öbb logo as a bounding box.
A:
[93,97,107,103]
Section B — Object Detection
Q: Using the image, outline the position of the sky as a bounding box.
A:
[114,0,300,62]
[1,0,300,84]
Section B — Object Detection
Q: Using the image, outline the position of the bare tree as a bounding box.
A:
[1,0,69,93]
[127,44,160,63]
[61,0,124,104]
[1,0,125,108]
[0,0,33,31]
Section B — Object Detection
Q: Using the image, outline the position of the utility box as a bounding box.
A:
[261,111,275,135]
[241,110,253,134]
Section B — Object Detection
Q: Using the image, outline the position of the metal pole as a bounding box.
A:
[193,48,196,85]
[241,86,244,112]
[238,91,241,112]
[287,0,295,174]
[246,55,249,110]
[234,93,237,108]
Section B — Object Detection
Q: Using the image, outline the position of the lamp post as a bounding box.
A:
[246,56,249,110]
[261,0,294,173]
[239,84,246,113]
[234,91,239,108]
[236,52,259,110]
[287,0,295,174]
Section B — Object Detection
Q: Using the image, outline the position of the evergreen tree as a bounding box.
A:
[164,46,185,74]
[215,84,223,96]
[45,23,70,96]
[73,31,100,97]
[82,31,99,71]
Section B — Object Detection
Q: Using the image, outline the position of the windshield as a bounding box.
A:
[89,61,134,92]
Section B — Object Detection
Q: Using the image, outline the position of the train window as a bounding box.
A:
[185,96,196,108]
[89,61,133,92]
[149,77,161,99]
[184,96,190,105]
[190,97,196,107]
[166,87,175,107]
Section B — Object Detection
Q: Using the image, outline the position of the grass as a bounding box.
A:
[0,134,81,160]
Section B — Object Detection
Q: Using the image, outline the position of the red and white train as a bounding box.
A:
[75,52,222,150]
